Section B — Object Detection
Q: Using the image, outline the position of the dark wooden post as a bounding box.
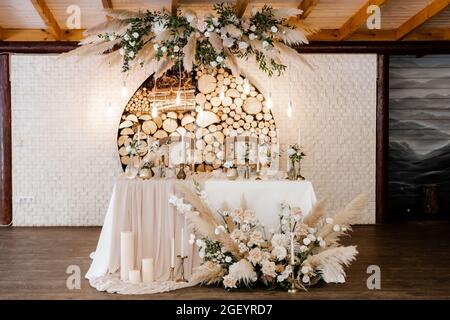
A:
[376,54,389,224]
[0,54,12,226]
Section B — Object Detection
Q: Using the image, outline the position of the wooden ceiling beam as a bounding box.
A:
[309,28,450,41]
[0,29,83,42]
[235,0,249,18]
[101,0,113,9]
[171,0,179,15]
[395,0,449,40]
[0,26,4,41]
[30,0,63,40]
[298,0,320,19]
[335,0,388,41]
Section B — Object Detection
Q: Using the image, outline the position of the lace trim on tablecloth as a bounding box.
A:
[89,273,198,295]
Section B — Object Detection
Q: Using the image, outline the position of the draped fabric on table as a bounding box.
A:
[86,176,199,292]
[86,176,317,294]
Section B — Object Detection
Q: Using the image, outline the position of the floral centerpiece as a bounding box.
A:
[223,161,238,181]
[170,181,367,291]
[287,143,305,180]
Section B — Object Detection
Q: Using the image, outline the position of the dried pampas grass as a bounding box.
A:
[84,19,130,37]
[272,42,314,71]
[302,199,327,228]
[223,24,242,38]
[104,9,143,20]
[278,26,309,45]
[183,33,197,72]
[272,8,303,20]
[191,262,225,285]
[208,32,223,54]
[303,246,358,283]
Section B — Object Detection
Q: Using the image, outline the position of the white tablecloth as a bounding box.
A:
[205,180,317,231]
[86,176,316,293]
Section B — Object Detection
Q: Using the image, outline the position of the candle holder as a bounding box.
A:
[176,255,188,283]
[167,266,175,281]
[288,268,297,293]
[177,163,187,180]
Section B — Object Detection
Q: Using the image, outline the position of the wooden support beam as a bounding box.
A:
[31,0,63,40]
[0,54,12,226]
[101,0,113,9]
[376,54,388,224]
[335,0,388,41]
[0,26,4,41]
[171,0,179,15]
[396,0,449,40]
[298,0,320,19]
[235,0,249,18]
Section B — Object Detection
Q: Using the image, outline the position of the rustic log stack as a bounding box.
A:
[117,68,278,171]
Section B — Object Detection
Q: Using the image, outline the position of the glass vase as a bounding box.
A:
[287,159,297,180]
[125,155,139,179]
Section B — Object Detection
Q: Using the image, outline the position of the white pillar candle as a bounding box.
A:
[142,258,155,283]
[171,237,175,268]
[120,231,134,281]
[181,135,186,164]
[180,228,185,257]
[129,270,141,284]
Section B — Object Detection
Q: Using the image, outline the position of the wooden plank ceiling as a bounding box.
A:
[0,0,449,41]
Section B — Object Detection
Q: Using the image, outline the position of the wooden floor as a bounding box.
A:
[0,222,449,300]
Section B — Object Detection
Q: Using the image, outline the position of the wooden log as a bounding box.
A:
[162,118,178,133]
[198,74,217,94]
[142,120,157,134]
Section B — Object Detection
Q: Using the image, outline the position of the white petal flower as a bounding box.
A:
[132,32,139,38]
[124,34,130,41]
[238,41,249,50]
[271,26,278,33]
[129,41,135,47]
[212,18,219,26]
[128,51,135,58]
[326,217,334,224]
[173,45,180,52]
[301,266,310,274]
[300,245,308,252]
[262,41,270,48]
[108,34,116,41]
[250,25,256,32]
[204,31,210,37]
[225,256,232,263]
[271,246,287,260]
[223,275,237,289]
[119,48,126,56]
[333,224,341,232]
[249,33,257,40]
[319,240,326,248]
[210,61,218,67]
[303,238,311,246]
[216,56,224,63]
[307,234,316,242]
[223,37,234,48]
[161,46,167,52]
[342,227,347,232]
[307,227,316,234]
[302,275,310,283]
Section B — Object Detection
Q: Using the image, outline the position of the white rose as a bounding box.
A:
[287,148,296,156]
[248,248,263,265]
[250,25,256,32]
[302,275,310,283]
[271,246,287,260]
[129,41,135,47]
[303,238,311,246]
[119,48,126,56]
[216,56,224,63]
[124,34,130,41]
[173,45,180,52]
[307,234,316,242]
[271,26,278,33]
[319,240,326,248]
[223,37,234,48]
[333,224,341,232]
[210,61,218,67]
[301,266,310,274]
[204,31,210,37]
[238,41,249,50]
[161,46,167,52]
[223,275,237,289]
[262,40,270,48]
[212,18,219,26]
[108,34,116,41]
[128,51,135,58]
[300,245,308,252]
[225,256,232,263]
[271,234,288,248]
[261,260,277,277]
[207,25,215,32]
[132,32,139,38]
[249,33,257,40]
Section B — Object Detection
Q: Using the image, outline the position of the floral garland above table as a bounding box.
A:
[68,3,317,77]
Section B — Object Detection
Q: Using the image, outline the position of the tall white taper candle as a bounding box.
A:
[181,228,185,257]
[120,231,134,281]
[290,233,295,265]
[171,237,175,268]
[142,258,155,283]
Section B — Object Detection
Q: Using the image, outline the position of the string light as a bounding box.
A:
[121,81,128,98]
[287,100,293,119]
[176,90,182,106]
[266,91,273,109]
[151,102,158,118]
[243,79,251,94]
[219,85,225,100]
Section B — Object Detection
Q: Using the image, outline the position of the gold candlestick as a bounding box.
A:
[167,266,175,281]
[288,268,297,293]
[176,255,188,283]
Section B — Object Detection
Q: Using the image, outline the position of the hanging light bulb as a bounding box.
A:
[121,81,128,98]
[151,102,158,118]
[219,85,225,101]
[243,79,251,94]
[287,100,293,119]
[176,90,182,106]
[266,91,273,109]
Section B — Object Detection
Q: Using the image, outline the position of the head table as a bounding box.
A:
[86,175,316,294]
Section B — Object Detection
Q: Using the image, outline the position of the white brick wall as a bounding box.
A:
[11,53,376,226]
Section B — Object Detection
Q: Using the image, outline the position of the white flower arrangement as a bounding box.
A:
[171,182,367,291]
[72,3,315,76]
